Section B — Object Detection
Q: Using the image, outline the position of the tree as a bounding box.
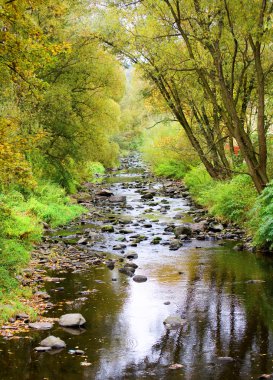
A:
[93,0,273,191]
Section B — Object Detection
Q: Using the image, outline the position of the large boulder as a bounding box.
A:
[59,313,86,328]
[39,336,66,349]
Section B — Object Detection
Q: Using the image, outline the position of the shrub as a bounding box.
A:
[154,159,187,179]
[199,175,256,223]
[184,165,213,197]
[251,181,273,250]
[184,167,256,224]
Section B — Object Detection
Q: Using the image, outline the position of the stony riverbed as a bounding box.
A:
[0,155,273,380]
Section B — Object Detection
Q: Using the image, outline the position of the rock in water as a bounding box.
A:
[169,239,182,251]
[125,251,138,259]
[174,224,193,237]
[59,313,86,327]
[164,316,187,329]
[39,336,66,349]
[96,189,113,197]
[101,225,114,233]
[119,267,134,277]
[133,275,147,283]
[34,346,52,352]
[209,223,224,232]
[29,322,53,330]
[109,195,126,203]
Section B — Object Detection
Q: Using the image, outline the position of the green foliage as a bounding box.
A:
[185,167,256,224]
[199,175,256,223]
[154,160,187,179]
[0,181,85,319]
[88,162,106,177]
[251,181,273,250]
[17,182,85,227]
[184,165,213,197]
[142,123,199,178]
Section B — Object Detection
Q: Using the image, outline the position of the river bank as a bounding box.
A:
[1,154,273,380]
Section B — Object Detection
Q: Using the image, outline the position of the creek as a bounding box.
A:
[1,155,273,380]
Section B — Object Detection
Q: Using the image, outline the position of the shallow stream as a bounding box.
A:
[1,156,273,380]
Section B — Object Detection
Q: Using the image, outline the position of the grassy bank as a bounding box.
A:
[144,152,273,252]
[0,182,86,322]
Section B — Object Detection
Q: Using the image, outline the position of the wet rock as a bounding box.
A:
[174,224,193,237]
[120,229,133,234]
[141,190,156,199]
[113,244,127,250]
[101,225,114,233]
[77,237,88,245]
[39,336,66,349]
[245,279,265,284]
[143,223,152,228]
[34,346,52,352]
[106,261,115,270]
[124,262,138,270]
[125,251,138,259]
[59,313,86,327]
[209,223,224,232]
[133,275,147,283]
[69,349,85,355]
[109,196,126,203]
[29,322,53,330]
[96,189,113,197]
[164,316,187,329]
[164,301,171,305]
[16,313,29,321]
[151,237,162,245]
[119,267,134,277]
[34,291,51,299]
[169,239,182,251]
